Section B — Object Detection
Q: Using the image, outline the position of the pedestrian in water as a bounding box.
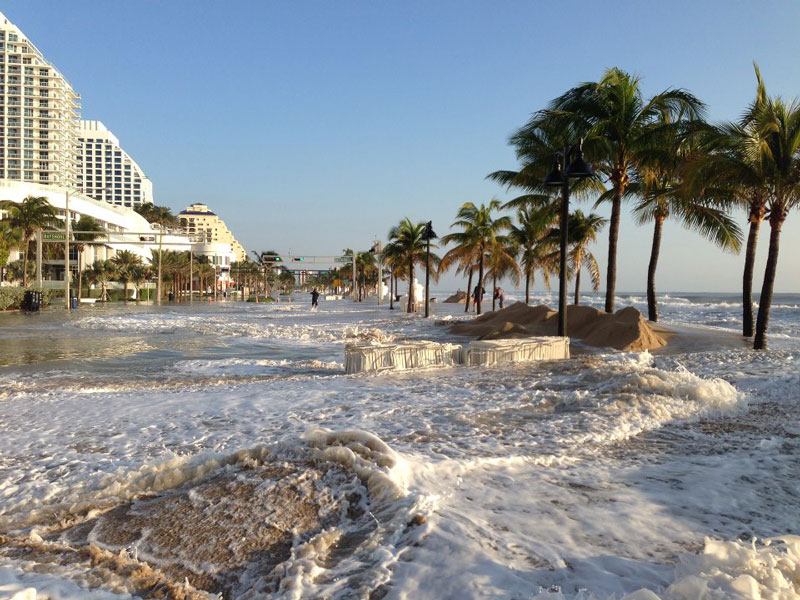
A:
[311,288,320,310]
[472,284,485,313]
[494,286,505,309]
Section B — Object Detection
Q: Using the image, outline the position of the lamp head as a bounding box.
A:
[544,155,565,187]
[565,139,594,179]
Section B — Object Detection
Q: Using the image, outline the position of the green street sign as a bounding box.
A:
[42,232,66,241]
[334,256,350,263]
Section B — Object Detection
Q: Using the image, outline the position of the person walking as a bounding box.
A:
[494,287,505,310]
[311,288,320,310]
[472,284,485,313]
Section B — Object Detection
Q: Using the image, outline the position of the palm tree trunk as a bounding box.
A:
[123,281,129,301]
[525,269,531,305]
[604,192,622,313]
[647,216,664,322]
[754,211,784,350]
[407,258,414,312]
[574,268,581,306]
[742,216,761,337]
[465,267,473,313]
[476,254,484,315]
[492,275,497,311]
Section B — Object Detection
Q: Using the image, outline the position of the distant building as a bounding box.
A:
[0,11,81,189]
[178,203,247,262]
[77,120,153,209]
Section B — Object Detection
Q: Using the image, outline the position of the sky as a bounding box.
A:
[3,0,799,293]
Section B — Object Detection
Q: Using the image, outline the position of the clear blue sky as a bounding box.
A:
[5,0,799,293]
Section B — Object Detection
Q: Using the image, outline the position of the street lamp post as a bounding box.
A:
[64,190,71,310]
[423,221,437,318]
[370,241,383,305]
[544,139,594,337]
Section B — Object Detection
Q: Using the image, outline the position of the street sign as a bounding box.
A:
[42,232,66,241]
[334,256,350,263]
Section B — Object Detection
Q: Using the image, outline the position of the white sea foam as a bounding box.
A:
[1,298,799,599]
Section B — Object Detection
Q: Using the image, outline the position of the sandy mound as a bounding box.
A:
[450,302,667,352]
[443,290,468,303]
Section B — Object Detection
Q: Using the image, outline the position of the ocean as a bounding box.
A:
[0,292,798,599]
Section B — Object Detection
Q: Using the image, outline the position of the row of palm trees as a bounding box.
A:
[377,65,795,350]
[484,64,795,350]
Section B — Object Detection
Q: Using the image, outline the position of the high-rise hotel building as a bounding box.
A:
[0,11,81,188]
[77,120,153,208]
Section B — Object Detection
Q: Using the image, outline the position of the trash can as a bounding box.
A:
[71,295,78,309]
[22,291,42,312]
[168,292,175,302]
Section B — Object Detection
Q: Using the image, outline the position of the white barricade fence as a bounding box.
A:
[460,337,569,367]
[345,336,569,374]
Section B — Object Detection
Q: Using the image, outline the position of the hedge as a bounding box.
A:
[0,287,53,311]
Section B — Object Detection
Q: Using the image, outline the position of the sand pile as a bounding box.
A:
[450,302,667,352]
[443,290,468,303]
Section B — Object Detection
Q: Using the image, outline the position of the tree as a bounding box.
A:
[136,203,178,303]
[72,216,105,300]
[439,221,481,313]
[507,205,558,304]
[111,250,143,301]
[685,64,770,337]
[387,218,440,312]
[485,238,521,311]
[0,220,23,282]
[84,260,114,301]
[444,200,511,315]
[0,196,60,287]
[749,94,800,349]
[635,118,741,321]
[532,67,705,313]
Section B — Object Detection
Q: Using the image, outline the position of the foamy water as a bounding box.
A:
[0,294,799,599]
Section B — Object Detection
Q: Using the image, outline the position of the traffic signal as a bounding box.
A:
[292,257,304,262]
[263,256,282,263]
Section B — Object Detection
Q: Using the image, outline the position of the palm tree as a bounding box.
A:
[685,64,771,337]
[533,67,705,313]
[0,195,60,287]
[136,203,178,303]
[111,250,143,301]
[549,210,606,305]
[85,259,114,301]
[129,264,149,301]
[444,200,511,315]
[72,216,105,300]
[485,238,521,310]
[507,205,558,304]
[388,218,440,312]
[382,240,405,309]
[439,221,481,313]
[747,95,800,349]
[634,119,742,322]
[0,220,23,283]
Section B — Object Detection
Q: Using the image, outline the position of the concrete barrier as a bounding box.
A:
[345,341,462,374]
[460,337,570,366]
[345,336,569,374]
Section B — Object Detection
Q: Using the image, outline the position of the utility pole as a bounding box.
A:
[35,230,42,287]
[189,249,193,303]
[64,190,70,310]
[352,253,357,302]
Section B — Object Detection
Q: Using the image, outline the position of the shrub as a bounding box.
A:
[0,287,52,311]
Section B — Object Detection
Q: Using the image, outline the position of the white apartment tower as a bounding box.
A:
[0,11,81,188]
[77,120,153,208]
